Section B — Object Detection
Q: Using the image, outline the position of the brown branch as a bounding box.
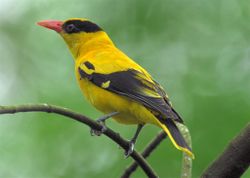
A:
[121,131,167,178]
[201,123,250,178]
[0,104,158,178]
[121,123,194,178]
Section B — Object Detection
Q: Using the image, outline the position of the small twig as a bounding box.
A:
[201,123,250,178]
[177,123,193,178]
[121,131,167,178]
[0,104,158,178]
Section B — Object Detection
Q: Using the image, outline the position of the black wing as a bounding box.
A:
[79,66,182,122]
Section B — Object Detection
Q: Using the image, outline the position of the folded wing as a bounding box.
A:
[78,66,182,123]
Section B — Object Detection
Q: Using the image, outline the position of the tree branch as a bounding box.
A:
[201,123,250,178]
[121,131,167,178]
[0,104,158,178]
[121,123,193,178]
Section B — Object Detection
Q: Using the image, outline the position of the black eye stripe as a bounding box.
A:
[65,24,79,33]
[63,20,102,34]
[67,24,76,30]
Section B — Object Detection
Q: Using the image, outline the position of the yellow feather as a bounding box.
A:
[58,18,194,158]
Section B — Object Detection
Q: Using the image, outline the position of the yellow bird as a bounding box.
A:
[37,18,194,158]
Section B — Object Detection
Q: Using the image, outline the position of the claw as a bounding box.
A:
[123,124,144,158]
[124,141,135,158]
[90,111,119,136]
[90,121,107,136]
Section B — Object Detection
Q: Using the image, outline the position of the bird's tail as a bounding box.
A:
[159,118,194,159]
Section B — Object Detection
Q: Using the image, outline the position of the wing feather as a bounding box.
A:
[78,66,182,122]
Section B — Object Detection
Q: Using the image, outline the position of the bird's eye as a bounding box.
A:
[66,24,77,33]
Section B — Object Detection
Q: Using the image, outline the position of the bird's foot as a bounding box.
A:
[90,112,119,136]
[90,121,107,136]
[124,140,135,158]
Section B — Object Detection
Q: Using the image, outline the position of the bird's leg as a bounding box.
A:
[125,124,144,158]
[90,111,119,136]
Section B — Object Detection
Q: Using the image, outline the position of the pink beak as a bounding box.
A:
[37,20,63,33]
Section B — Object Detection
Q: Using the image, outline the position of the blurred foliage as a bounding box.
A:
[0,0,250,177]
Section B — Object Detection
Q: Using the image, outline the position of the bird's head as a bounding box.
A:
[37,18,109,58]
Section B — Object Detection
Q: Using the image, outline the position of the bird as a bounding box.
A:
[37,18,194,158]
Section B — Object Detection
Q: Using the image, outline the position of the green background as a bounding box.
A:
[0,0,249,177]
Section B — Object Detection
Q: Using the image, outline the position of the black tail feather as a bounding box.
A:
[163,118,192,153]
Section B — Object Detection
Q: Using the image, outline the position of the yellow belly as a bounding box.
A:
[77,75,160,126]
